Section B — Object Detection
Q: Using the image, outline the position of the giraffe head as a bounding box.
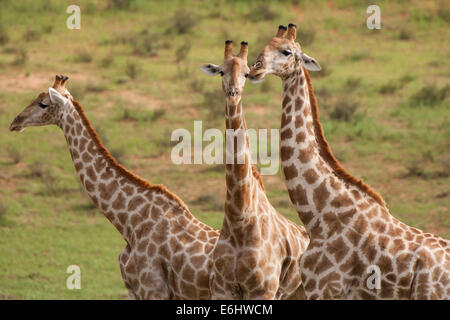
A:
[249,24,321,82]
[200,40,250,105]
[10,75,73,132]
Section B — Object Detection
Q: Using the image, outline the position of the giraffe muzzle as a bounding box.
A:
[9,117,25,132]
[248,64,266,82]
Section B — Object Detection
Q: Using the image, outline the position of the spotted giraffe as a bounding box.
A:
[200,41,309,299]
[9,75,220,299]
[249,24,450,299]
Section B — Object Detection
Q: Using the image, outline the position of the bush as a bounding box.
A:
[86,82,107,93]
[398,28,413,41]
[118,107,166,123]
[192,195,222,211]
[67,82,86,100]
[203,88,224,119]
[297,28,315,46]
[125,61,140,79]
[173,9,196,34]
[260,79,273,92]
[23,28,41,41]
[310,63,331,78]
[379,82,399,94]
[110,148,126,165]
[343,52,369,62]
[248,4,278,22]
[74,50,93,63]
[42,24,53,34]
[175,42,191,63]
[0,24,9,45]
[107,0,132,10]
[330,99,358,121]
[0,201,6,219]
[99,54,114,68]
[438,6,450,22]
[403,160,426,178]
[344,77,362,91]
[28,162,47,178]
[7,146,23,164]
[130,30,161,57]
[189,77,205,93]
[12,47,27,66]
[409,84,450,107]
[379,74,415,95]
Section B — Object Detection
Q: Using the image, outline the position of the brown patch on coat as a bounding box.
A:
[313,180,330,212]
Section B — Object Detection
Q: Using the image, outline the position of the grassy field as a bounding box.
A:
[0,0,449,299]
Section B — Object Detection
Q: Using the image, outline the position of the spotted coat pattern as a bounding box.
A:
[10,84,220,299]
[207,49,309,300]
[249,25,450,299]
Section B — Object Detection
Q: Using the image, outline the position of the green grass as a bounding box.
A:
[0,0,449,299]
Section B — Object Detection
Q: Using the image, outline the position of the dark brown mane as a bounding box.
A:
[302,68,385,206]
[71,100,193,213]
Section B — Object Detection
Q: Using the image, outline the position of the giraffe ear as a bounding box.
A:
[200,64,222,76]
[49,87,69,106]
[301,52,321,71]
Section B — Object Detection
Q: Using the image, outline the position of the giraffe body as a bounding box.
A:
[10,76,220,299]
[201,41,309,300]
[249,25,450,299]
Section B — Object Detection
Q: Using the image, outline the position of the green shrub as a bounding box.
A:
[22,28,41,41]
[99,54,114,68]
[107,0,132,10]
[330,99,358,121]
[0,24,9,45]
[398,28,413,41]
[173,9,196,34]
[74,50,93,63]
[67,81,86,100]
[409,84,450,107]
[7,146,23,164]
[297,28,315,46]
[344,77,362,91]
[175,42,191,63]
[12,47,27,66]
[247,4,278,22]
[130,30,161,57]
[125,61,140,79]
[202,88,224,119]
[0,202,6,220]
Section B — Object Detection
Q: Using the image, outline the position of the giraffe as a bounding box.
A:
[248,24,450,299]
[9,75,220,300]
[200,40,309,299]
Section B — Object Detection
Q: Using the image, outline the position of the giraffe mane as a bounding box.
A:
[302,67,386,207]
[71,99,192,213]
[251,165,265,192]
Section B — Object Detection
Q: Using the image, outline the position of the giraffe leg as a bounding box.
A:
[127,290,139,300]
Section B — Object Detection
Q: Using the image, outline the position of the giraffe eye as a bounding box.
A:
[39,102,49,109]
[219,71,224,76]
[282,50,292,56]
[245,73,249,78]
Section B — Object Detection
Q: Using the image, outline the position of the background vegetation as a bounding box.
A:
[0,0,448,299]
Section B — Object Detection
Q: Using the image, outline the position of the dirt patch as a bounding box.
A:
[249,105,269,116]
[110,89,162,110]
[0,71,97,93]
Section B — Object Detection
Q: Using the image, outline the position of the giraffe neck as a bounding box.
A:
[223,99,260,224]
[58,100,193,245]
[279,66,385,234]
